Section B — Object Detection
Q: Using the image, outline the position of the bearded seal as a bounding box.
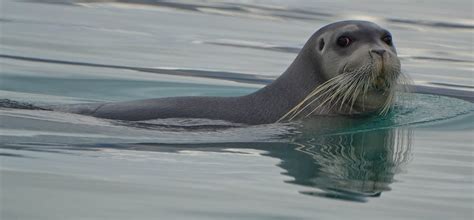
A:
[51,20,407,125]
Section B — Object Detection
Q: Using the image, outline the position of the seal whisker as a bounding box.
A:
[288,80,340,120]
[281,75,348,121]
[349,73,368,113]
[288,83,339,120]
[379,68,403,115]
[338,74,360,111]
[300,64,372,118]
[310,75,354,114]
[304,74,355,117]
[333,64,371,112]
[343,71,367,112]
[379,69,412,115]
[283,83,335,120]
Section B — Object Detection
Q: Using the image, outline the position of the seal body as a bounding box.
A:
[52,20,404,125]
[53,63,318,124]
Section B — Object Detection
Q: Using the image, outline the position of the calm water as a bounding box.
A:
[1,0,473,219]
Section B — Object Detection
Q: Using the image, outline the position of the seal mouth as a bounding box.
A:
[371,76,391,92]
[368,57,399,93]
[342,61,392,92]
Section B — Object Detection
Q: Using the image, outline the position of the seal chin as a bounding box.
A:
[371,68,393,90]
[360,73,397,112]
[355,90,390,111]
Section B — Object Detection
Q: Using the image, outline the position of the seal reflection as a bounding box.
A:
[49,118,413,203]
[268,127,413,202]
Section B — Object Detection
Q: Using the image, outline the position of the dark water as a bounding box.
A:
[1,0,473,219]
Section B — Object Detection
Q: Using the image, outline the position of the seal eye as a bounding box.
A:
[337,36,352,47]
[382,35,393,46]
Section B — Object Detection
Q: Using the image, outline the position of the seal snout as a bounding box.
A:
[370,49,386,57]
[369,48,387,66]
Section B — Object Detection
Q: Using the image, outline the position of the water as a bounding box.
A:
[1,0,473,219]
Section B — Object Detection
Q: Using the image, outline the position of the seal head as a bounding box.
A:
[280,20,405,121]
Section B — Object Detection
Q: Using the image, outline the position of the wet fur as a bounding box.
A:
[51,21,406,125]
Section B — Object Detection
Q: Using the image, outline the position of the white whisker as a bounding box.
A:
[278,61,406,122]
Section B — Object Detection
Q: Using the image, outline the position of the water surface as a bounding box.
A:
[1,0,473,219]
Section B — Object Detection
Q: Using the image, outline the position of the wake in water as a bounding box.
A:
[0,99,49,110]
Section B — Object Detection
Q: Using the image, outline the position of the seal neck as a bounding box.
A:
[244,49,323,123]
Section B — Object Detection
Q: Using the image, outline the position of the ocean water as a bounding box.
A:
[1,0,473,219]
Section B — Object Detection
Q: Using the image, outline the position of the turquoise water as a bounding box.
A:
[1,0,473,219]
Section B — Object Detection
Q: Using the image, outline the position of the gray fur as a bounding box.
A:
[51,21,396,124]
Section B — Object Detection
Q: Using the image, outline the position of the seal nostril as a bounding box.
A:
[370,49,386,56]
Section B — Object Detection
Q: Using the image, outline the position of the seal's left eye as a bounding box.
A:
[382,35,393,46]
[337,36,352,47]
